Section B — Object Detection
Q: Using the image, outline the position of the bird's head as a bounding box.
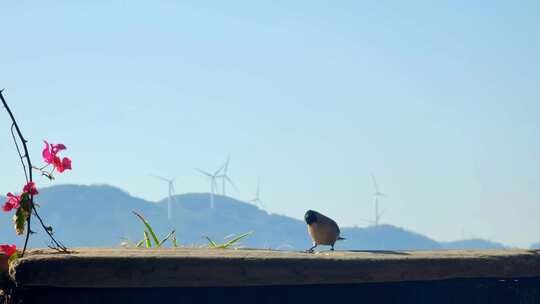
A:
[304,210,317,225]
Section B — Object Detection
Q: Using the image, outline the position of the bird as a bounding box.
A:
[304,210,345,252]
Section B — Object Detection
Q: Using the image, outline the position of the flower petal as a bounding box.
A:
[42,140,53,164]
[6,193,21,210]
[61,157,72,171]
[51,143,66,154]
[2,202,14,212]
[2,193,19,212]
[22,181,38,196]
[0,244,17,257]
[53,156,64,172]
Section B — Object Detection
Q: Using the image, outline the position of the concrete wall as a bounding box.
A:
[2,248,540,303]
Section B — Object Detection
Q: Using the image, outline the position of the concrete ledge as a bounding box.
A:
[7,248,540,288]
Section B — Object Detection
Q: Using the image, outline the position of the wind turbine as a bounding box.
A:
[371,172,387,226]
[196,164,224,209]
[151,175,176,220]
[217,156,238,196]
[250,178,264,209]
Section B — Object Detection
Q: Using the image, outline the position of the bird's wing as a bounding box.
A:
[317,212,341,237]
[334,220,341,236]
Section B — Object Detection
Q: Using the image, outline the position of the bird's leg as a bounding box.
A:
[307,243,317,253]
[330,244,335,251]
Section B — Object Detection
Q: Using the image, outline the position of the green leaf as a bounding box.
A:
[158,230,176,247]
[206,232,253,249]
[8,252,19,266]
[13,208,27,235]
[19,192,30,209]
[143,230,151,248]
[223,232,252,248]
[135,239,145,248]
[133,211,160,247]
[20,192,29,199]
[204,236,218,248]
[171,233,178,248]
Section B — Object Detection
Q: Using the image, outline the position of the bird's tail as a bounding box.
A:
[337,237,346,241]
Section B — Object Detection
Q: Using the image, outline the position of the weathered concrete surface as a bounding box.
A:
[8,248,540,288]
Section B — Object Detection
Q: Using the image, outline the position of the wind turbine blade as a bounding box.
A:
[150,174,171,182]
[370,172,380,193]
[195,168,212,177]
[214,162,226,176]
[222,155,230,174]
[225,176,239,192]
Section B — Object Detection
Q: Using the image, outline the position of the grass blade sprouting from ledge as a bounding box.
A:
[143,231,151,248]
[223,232,252,248]
[159,230,176,247]
[204,232,253,249]
[133,211,161,247]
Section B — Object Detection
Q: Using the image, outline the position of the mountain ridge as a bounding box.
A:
[0,184,509,250]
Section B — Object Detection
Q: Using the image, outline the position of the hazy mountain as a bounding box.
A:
[1,184,167,247]
[0,184,511,250]
[340,225,442,250]
[531,242,540,250]
[441,239,506,250]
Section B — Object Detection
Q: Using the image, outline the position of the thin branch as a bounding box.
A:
[22,214,32,254]
[31,205,67,252]
[0,92,33,182]
[10,124,29,182]
[0,90,67,255]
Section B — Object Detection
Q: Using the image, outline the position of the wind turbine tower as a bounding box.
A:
[250,178,264,209]
[219,156,238,196]
[196,164,224,209]
[371,172,387,226]
[151,175,176,220]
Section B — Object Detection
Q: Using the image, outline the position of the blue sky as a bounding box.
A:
[1,1,539,247]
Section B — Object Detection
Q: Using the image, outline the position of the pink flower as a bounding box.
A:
[22,181,38,196]
[0,244,17,257]
[42,140,72,173]
[2,193,21,212]
[55,156,72,173]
